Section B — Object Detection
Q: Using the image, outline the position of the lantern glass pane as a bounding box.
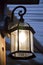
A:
[19,30,30,51]
[11,30,18,52]
[30,31,34,52]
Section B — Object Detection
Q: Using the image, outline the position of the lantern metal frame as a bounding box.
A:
[7,6,35,59]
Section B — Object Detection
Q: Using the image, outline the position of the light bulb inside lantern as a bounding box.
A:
[19,31,26,43]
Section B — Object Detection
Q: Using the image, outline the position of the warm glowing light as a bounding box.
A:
[19,31,26,43]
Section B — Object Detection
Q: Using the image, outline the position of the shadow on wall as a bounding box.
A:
[34,37,43,53]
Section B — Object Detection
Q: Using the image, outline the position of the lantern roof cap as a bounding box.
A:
[8,21,35,34]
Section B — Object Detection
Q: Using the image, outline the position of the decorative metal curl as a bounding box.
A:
[11,6,26,22]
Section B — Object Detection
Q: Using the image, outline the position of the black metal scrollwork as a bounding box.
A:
[11,6,26,22]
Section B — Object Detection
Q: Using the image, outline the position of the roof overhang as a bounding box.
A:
[0,0,39,4]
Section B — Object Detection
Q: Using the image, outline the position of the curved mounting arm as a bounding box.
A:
[11,6,26,22]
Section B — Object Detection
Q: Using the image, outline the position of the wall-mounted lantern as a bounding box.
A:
[7,6,35,59]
